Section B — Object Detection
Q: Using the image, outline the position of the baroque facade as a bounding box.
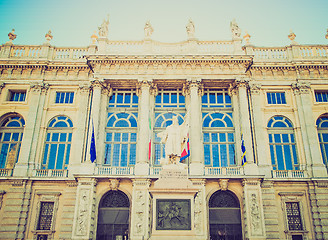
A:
[0,19,328,240]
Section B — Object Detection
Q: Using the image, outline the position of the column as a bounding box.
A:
[130,179,152,240]
[71,178,97,240]
[14,83,45,176]
[234,77,259,175]
[68,84,91,175]
[135,80,151,175]
[292,82,327,177]
[249,83,271,177]
[242,178,267,240]
[186,78,204,175]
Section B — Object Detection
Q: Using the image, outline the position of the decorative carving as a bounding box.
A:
[0,190,5,209]
[250,193,262,235]
[76,190,89,236]
[291,81,311,95]
[209,191,239,208]
[11,180,25,187]
[98,15,109,38]
[66,181,78,187]
[150,82,158,96]
[134,190,145,235]
[194,191,203,234]
[136,79,152,96]
[288,30,298,45]
[230,19,241,39]
[249,82,261,94]
[243,31,251,45]
[79,84,91,93]
[186,19,195,39]
[30,82,49,93]
[218,179,229,191]
[144,21,154,39]
[109,179,120,191]
[0,82,4,94]
[183,78,203,96]
[91,79,105,89]
[101,190,129,208]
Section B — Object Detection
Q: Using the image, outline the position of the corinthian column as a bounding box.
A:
[186,78,204,175]
[292,81,327,177]
[135,79,152,175]
[233,77,258,175]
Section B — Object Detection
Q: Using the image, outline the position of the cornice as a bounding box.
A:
[0,60,89,70]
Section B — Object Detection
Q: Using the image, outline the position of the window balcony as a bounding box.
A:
[205,166,244,176]
[32,169,68,178]
[95,166,135,175]
[0,169,13,177]
[272,170,307,178]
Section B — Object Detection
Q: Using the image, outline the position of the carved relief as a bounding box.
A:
[291,81,311,95]
[249,82,261,95]
[134,190,145,235]
[109,179,120,191]
[194,191,203,234]
[76,190,89,236]
[30,82,49,93]
[249,193,262,236]
[218,179,229,191]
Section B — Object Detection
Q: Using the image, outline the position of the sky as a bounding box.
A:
[0,0,327,47]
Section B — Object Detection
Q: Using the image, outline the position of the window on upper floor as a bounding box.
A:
[267,92,286,104]
[316,116,328,170]
[0,115,25,169]
[268,116,299,170]
[315,91,328,103]
[155,89,185,108]
[8,90,26,102]
[42,116,73,169]
[202,89,232,108]
[109,89,138,108]
[55,92,74,104]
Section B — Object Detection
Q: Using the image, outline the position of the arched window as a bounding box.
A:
[209,190,242,240]
[316,116,328,169]
[267,116,299,170]
[105,112,137,166]
[42,116,73,169]
[0,115,25,169]
[202,112,235,167]
[153,112,185,165]
[97,190,130,240]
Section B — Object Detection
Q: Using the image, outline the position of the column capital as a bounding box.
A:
[91,79,105,89]
[29,82,49,93]
[249,82,262,95]
[183,78,203,96]
[136,79,152,96]
[229,76,250,95]
[291,81,311,95]
[79,84,91,94]
[101,84,112,96]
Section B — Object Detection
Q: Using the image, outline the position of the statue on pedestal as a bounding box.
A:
[98,15,109,38]
[230,19,241,39]
[144,21,154,39]
[158,115,189,167]
[186,19,195,39]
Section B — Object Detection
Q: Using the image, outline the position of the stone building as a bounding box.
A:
[0,19,328,240]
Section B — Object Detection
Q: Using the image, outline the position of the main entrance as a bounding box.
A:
[97,190,130,240]
[209,190,242,240]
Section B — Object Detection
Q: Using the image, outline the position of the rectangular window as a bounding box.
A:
[37,202,54,230]
[55,92,74,104]
[155,89,185,108]
[108,89,138,108]
[9,90,26,102]
[315,91,328,102]
[202,89,232,108]
[267,92,286,104]
[286,202,303,231]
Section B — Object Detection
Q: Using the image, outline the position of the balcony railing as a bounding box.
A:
[272,170,307,178]
[149,167,162,176]
[96,166,135,175]
[0,168,13,177]
[205,167,244,176]
[33,169,68,177]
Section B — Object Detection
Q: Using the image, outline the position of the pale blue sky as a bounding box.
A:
[0,0,327,47]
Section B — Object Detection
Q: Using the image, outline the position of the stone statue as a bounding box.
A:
[45,30,53,42]
[230,19,241,39]
[8,29,17,42]
[186,19,195,38]
[144,21,154,39]
[98,15,109,38]
[158,115,189,165]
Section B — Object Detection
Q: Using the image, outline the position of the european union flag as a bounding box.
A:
[241,134,247,166]
[90,122,97,163]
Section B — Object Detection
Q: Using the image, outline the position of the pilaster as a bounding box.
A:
[249,82,271,177]
[130,179,152,240]
[242,178,267,240]
[185,78,204,175]
[292,82,327,177]
[135,79,152,175]
[72,178,98,240]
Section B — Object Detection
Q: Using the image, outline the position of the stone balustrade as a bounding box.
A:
[0,42,327,61]
[204,166,244,176]
[95,166,135,175]
[32,169,68,177]
[0,168,13,177]
[271,170,307,178]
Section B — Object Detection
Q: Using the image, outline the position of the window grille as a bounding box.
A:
[0,115,25,169]
[37,202,54,230]
[9,90,26,102]
[42,116,73,169]
[315,91,328,102]
[286,202,303,231]
[267,92,286,104]
[268,116,299,170]
[108,89,138,108]
[55,92,74,104]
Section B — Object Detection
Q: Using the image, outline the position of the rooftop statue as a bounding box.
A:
[45,30,53,42]
[186,19,195,39]
[158,115,189,166]
[8,29,17,42]
[98,15,109,38]
[230,19,241,39]
[144,21,154,39]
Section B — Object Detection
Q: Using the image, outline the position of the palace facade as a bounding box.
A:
[0,20,328,240]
